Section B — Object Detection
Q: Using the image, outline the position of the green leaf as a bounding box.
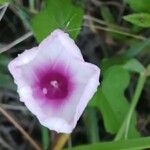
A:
[124,0,150,13]
[101,57,145,74]
[101,57,128,73]
[123,59,145,73]
[145,64,150,76]
[102,66,135,135]
[0,0,9,4]
[41,126,49,150]
[90,66,139,137]
[31,0,83,42]
[0,73,16,90]
[100,6,115,23]
[0,55,10,65]
[97,90,119,133]
[65,137,150,150]
[0,55,11,73]
[123,13,150,28]
[83,107,100,143]
[125,38,150,57]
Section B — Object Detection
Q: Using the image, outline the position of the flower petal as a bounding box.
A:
[37,60,100,133]
[8,29,100,133]
[8,47,38,87]
[38,29,84,61]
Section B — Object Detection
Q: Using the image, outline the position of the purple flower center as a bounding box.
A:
[33,62,74,105]
[39,71,69,99]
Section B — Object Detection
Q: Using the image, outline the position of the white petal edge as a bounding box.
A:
[39,29,84,61]
[8,47,38,86]
[74,66,100,127]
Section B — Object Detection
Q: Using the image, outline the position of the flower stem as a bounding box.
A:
[41,126,49,150]
[124,73,146,139]
[52,133,70,150]
[115,72,146,140]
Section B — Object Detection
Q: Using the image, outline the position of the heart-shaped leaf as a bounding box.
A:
[31,0,83,42]
[90,66,139,138]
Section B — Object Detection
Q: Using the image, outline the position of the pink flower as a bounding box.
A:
[8,29,100,133]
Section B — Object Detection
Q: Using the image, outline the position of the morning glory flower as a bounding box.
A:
[8,29,100,133]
